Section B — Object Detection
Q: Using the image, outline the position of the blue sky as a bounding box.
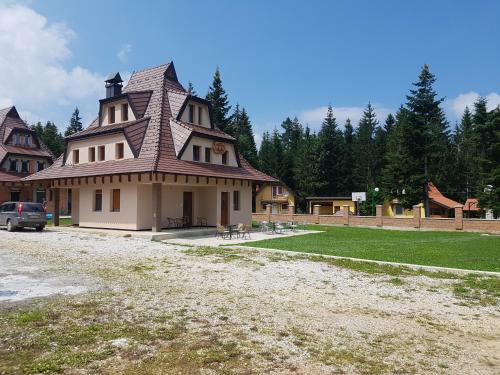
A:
[1,0,499,145]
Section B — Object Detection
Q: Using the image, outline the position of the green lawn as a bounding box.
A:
[243,225,500,272]
[47,217,72,227]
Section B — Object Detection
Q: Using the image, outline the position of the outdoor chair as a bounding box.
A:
[167,217,177,228]
[275,221,285,234]
[197,217,208,226]
[175,217,184,227]
[260,221,270,233]
[216,225,230,239]
[287,220,298,232]
[237,224,251,239]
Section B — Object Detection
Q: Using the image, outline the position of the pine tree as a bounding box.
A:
[454,106,476,199]
[229,105,258,167]
[405,64,451,215]
[280,117,303,189]
[293,127,322,211]
[353,103,379,191]
[187,81,197,95]
[31,121,64,157]
[316,105,344,195]
[206,67,231,132]
[341,119,355,194]
[64,107,83,137]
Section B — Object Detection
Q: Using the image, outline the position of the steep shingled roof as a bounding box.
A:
[427,182,461,209]
[24,62,277,183]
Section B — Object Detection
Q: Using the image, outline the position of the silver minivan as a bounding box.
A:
[0,202,47,232]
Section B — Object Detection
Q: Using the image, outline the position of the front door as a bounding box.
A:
[220,192,229,226]
[183,192,193,226]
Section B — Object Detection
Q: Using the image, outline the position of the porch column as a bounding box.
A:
[376,204,383,227]
[265,204,271,222]
[454,205,463,230]
[413,205,421,229]
[53,188,60,227]
[313,204,320,224]
[152,183,162,232]
[288,204,295,220]
[342,204,350,226]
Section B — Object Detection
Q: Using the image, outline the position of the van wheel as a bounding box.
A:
[6,220,15,232]
[36,226,44,232]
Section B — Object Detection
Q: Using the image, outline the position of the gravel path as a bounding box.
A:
[0,230,499,374]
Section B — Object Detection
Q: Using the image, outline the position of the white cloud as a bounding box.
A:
[444,91,500,119]
[117,43,132,63]
[298,104,393,129]
[0,3,104,124]
[253,132,263,149]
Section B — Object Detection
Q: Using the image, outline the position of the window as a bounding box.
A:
[37,161,45,171]
[73,149,80,164]
[204,147,211,163]
[115,143,124,159]
[121,103,128,121]
[233,191,240,211]
[14,133,20,145]
[193,145,200,161]
[282,204,288,211]
[9,159,17,172]
[272,186,283,198]
[188,104,195,123]
[108,106,115,124]
[98,145,105,161]
[21,160,29,172]
[198,107,203,125]
[35,189,45,203]
[94,189,103,211]
[394,204,404,215]
[24,134,31,146]
[222,151,228,165]
[111,189,120,212]
[89,147,96,162]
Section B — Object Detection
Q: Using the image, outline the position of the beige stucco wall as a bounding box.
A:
[181,136,238,167]
[101,98,136,126]
[65,133,134,165]
[179,101,210,127]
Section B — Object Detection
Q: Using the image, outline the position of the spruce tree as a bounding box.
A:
[32,121,65,157]
[187,81,197,95]
[405,64,451,215]
[353,103,379,191]
[64,107,83,137]
[206,67,231,132]
[280,117,303,189]
[316,105,344,195]
[230,105,258,167]
[341,119,355,194]
[454,106,476,199]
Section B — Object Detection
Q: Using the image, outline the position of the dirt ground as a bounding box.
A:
[0,230,499,374]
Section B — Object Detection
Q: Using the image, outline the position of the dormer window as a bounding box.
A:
[9,159,17,172]
[24,134,31,146]
[121,103,128,122]
[37,161,45,171]
[73,149,80,164]
[89,147,96,162]
[188,104,195,123]
[21,160,29,173]
[115,143,124,159]
[198,107,203,125]
[193,145,200,161]
[205,147,211,163]
[108,106,115,124]
[14,133,20,145]
[222,151,228,165]
[98,145,105,161]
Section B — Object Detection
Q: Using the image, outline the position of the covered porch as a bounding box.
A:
[49,172,253,232]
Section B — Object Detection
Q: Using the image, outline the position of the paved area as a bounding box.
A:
[0,230,499,374]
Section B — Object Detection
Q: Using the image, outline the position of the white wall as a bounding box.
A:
[65,133,134,165]
[216,184,252,226]
[181,136,238,167]
[179,100,210,127]
[101,98,136,125]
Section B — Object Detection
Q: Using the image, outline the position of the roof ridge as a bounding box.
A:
[130,62,170,75]
[151,68,169,171]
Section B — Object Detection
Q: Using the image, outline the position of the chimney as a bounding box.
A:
[105,72,123,98]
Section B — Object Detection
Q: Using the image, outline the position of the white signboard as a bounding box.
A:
[352,192,366,202]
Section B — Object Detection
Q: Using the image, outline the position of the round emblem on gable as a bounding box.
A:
[212,142,226,154]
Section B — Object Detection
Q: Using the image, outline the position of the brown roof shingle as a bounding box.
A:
[23,62,276,183]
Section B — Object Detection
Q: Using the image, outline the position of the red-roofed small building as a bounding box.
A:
[24,62,276,231]
[426,182,461,218]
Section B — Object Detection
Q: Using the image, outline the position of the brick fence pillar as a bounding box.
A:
[454,205,463,230]
[413,205,421,229]
[313,204,320,224]
[342,204,350,226]
[288,204,295,220]
[376,204,383,227]
[265,204,272,222]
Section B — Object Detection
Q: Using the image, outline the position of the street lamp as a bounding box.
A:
[372,187,379,216]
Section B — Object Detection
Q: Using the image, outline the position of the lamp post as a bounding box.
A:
[372,187,379,216]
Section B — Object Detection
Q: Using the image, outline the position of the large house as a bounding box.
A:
[255,183,295,214]
[0,106,54,205]
[25,62,276,231]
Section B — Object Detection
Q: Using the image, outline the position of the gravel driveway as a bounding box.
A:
[0,229,499,374]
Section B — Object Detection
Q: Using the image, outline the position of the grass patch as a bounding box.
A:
[46,218,72,227]
[243,225,500,272]
[453,275,500,306]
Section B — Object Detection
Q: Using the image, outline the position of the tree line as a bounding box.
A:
[206,64,500,217]
[30,65,499,217]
